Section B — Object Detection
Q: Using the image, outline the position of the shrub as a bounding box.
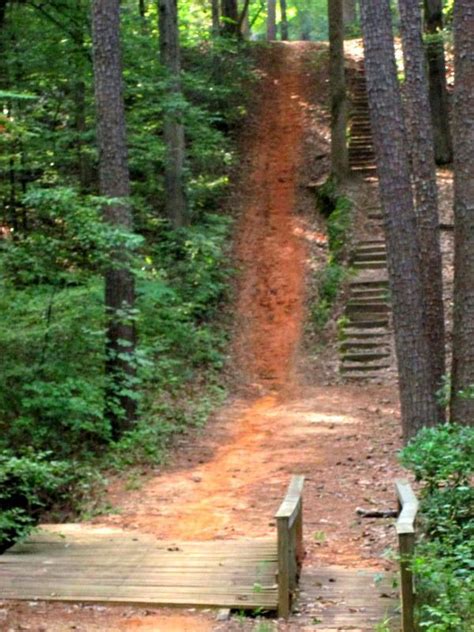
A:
[400,424,474,631]
[0,452,74,552]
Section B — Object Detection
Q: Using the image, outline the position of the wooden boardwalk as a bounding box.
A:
[0,524,279,610]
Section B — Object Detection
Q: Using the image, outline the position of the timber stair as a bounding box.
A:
[340,62,395,380]
[348,64,376,177]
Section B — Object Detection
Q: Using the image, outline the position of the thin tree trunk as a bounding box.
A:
[139,0,146,18]
[158,0,187,228]
[91,0,137,437]
[267,0,276,40]
[328,0,349,180]
[398,0,445,421]
[343,0,356,25]
[211,0,220,35]
[74,79,93,193]
[423,0,453,164]
[450,1,474,425]
[280,0,288,41]
[360,0,438,441]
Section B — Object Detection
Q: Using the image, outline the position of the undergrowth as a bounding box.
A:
[0,35,255,550]
[311,177,353,330]
[400,424,474,631]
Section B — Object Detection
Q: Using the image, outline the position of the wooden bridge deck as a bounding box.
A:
[0,524,279,610]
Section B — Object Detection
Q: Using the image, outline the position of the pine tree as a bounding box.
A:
[91,0,137,437]
[398,0,445,420]
[359,0,438,440]
[450,0,474,426]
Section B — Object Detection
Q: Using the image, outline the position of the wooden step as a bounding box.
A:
[353,261,386,270]
[342,351,390,362]
[347,301,389,312]
[340,339,391,351]
[345,318,390,329]
[354,253,387,263]
[340,362,391,372]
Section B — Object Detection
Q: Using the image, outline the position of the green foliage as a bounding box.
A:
[312,182,353,330]
[311,262,347,329]
[0,452,74,552]
[0,0,256,548]
[327,196,352,259]
[400,425,474,631]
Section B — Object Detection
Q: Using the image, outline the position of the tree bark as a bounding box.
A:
[267,0,276,41]
[450,0,474,425]
[221,0,239,36]
[398,0,445,421]
[328,0,349,180]
[158,0,187,228]
[360,0,438,441]
[211,0,220,35]
[91,0,137,437]
[423,0,453,164]
[279,0,288,41]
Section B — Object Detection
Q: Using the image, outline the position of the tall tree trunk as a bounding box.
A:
[139,0,146,18]
[450,1,474,426]
[221,0,239,36]
[211,0,220,35]
[267,0,276,40]
[328,0,349,180]
[360,0,438,441]
[158,0,187,228]
[424,0,453,164]
[91,0,137,437]
[398,0,445,421]
[279,0,288,40]
[343,0,356,25]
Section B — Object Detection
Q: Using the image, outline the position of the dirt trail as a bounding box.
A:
[4,43,405,631]
[232,43,308,389]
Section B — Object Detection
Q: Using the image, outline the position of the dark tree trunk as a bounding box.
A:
[450,1,474,426]
[267,0,276,40]
[158,0,187,228]
[423,0,453,164]
[91,0,137,437]
[398,0,445,421]
[0,0,7,31]
[221,0,239,36]
[74,79,94,193]
[211,0,220,35]
[328,0,349,180]
[139,0,146,18]
[360,0,438,441]
[280,0,288,41]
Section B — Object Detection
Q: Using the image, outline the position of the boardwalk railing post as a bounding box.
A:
[275,475,305,619]
[395,479,418,632]
[277,514,290,618]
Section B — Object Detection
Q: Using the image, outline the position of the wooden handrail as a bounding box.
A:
[275,475,305,618]
[395,479,419,632]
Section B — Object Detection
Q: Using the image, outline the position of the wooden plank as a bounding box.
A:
[395,479,418,535]
[275,475,305,527]
[277,514,290,618]
[0,529,279,611]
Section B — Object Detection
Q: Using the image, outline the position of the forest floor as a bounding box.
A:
[2,42,454,632]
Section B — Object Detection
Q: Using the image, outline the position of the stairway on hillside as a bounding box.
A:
[340,62,395,381]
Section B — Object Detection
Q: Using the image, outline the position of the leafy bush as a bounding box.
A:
[311,262,347,329]
[312,182,353,330]
[400,424,474,631]
[0,452,74,552]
